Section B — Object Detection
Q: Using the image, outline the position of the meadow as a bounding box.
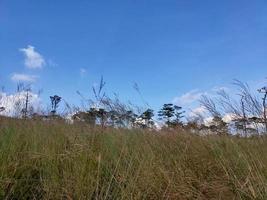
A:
[0,118,266,199]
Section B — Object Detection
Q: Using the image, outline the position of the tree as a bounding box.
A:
[72,108,97,126]
[137,109,154,128]
[232,95,249,136]
[21,88,31,118]
[96,108,108,128]
[209,116,228,135]
[204,80,264,135]
[0,107,5,113]
[142,109,154,120]
[172,105,185,127]
[185,121,200,133]
[16,84,34,119]
[50,95,61,115]
[158,104,175,126]
[258,87,267,132]
[158,104,184,128]
[107,109,137,128]
[124,110,138,128]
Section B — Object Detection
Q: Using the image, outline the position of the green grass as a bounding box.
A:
[0,118,267,199]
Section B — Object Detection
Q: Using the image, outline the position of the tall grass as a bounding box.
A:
[0,118,267,199]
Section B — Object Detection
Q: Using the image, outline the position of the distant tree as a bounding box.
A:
[107,109,137,128]
[172,105,185,127]
[21,88,31,118]
[50,95,61,115]
[258,87,267,132]
[198,80,267,135]
[96,108,108,128]
[72,108,97,126]
[209,116,228,135]
[231,95,249,136]
[158,104,184,128]
[233,80,262,132]
[158,104,175,126]
[142,109,154,121]
[15,84,34,119]
[137,109,154,128]
[0,107,5,113]
[124,110,138,128]
[199,94,229,135]
[108,110,120,127]
[184,121,200,133]
[0,90,3,113]
[77,76,142,129]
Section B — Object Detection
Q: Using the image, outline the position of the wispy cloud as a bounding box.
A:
[188,106,207,117]
[11,73,38,83]
[20,45,46,69]
[173,89,205,106]
[80,68,87,77]
[47,59,58,67]
[172,85,230,107]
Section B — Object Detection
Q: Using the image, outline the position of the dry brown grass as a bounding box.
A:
[0,118,267,199]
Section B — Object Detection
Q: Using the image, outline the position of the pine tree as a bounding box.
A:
[140,109,154,128]
[50,95,61,115]
[158,104,184,128]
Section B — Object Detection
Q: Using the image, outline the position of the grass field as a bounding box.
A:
[0,118,267,199]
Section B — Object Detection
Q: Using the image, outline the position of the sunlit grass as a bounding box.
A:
[0,118,267,199]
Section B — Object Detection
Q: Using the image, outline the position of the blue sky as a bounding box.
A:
[1,0,267,112]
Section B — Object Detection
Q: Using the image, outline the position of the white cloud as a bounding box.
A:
[204,117,214,126]
[47,59,58,67]
[20,45,45,69]
[11,73,38,82]
[200,113,236,126]
[172,85,229,108]
[0,91,41,117]
[173,89,205,106]
[188,106,207,118]
[222,113,236,123]
[212,86,230,92]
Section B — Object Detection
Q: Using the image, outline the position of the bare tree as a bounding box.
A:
[14,83,33,119]
[258,87,267,132]
[21,87,31,118]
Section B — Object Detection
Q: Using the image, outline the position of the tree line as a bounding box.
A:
[0,78,267,136]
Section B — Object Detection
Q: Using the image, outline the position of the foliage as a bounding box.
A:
[137,109,154,128]
[158,103,184,128]
[50,95,62,115]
